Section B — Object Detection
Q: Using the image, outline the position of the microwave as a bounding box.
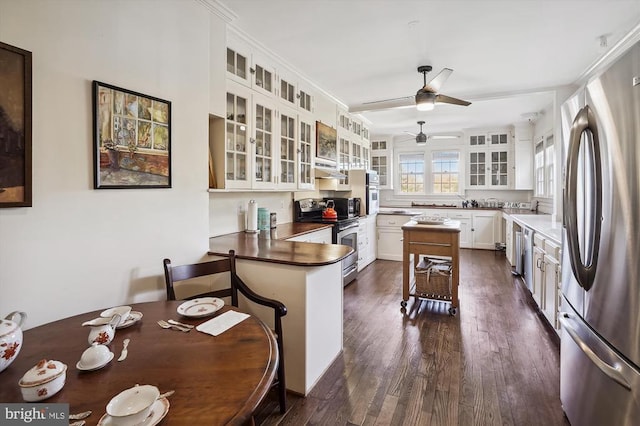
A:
[326,198,359,218]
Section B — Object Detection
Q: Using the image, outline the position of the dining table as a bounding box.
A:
[0,300,278,425]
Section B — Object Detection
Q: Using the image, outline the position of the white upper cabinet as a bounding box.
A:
[513,122,534,190]
[277,105,299,190]
[371,138,391,189]
[226,45,250,88]
[250,51,275,97]
[252,91,278,188]
[297,113,315,190]
[466,129,512,189]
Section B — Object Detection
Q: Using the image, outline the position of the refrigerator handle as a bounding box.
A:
[563,105,602,291]
[559,312,631,391]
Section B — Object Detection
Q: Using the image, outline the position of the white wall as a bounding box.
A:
[0,0,220,328]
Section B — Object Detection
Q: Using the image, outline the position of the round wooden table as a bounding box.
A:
[0,301,278,425]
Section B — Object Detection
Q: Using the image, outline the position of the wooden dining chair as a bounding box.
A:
[163,250,288,414]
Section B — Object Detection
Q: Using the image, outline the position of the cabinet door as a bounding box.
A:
[468,151,487,187]
[278,106,297,190]
[337,134,351,190]
[532,246,545,307]
[297,116,315,190]
[252,93,277,189]
[489,149,509,187]
[366,216,377,266]
[224,83,252,189]
[376,229,403,261]
[371,140,391,188]
[448,211,472,248]
[471,212,497,249]
[543,254,560,330]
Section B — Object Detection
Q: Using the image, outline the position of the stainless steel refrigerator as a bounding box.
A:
[560,41,640,425]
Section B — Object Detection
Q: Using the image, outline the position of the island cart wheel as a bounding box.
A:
[448,307,457,316]
[401,300,407,308]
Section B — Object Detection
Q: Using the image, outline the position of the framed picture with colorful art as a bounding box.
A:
[93,81,171,189]
[0,41,32,207]
[316,121,337,162]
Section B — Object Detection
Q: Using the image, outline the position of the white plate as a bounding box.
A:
[76,351,114,371]
[413,215,450,225]
[177,297,224,318]
[116,311,143,329]
[97,398,169,426]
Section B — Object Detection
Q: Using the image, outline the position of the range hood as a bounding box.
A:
[315,166,347,179]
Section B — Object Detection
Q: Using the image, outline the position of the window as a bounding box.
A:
[432,151,460,193]
[545,134,554,197]
[399,153,424,193]
[535,139,544,195]
[535,133,554,197]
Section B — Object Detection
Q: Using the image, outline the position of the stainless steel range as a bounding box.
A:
[294,199,358,286]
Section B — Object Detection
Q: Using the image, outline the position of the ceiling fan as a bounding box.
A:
[352,65,472,113]
[401,120,460,144]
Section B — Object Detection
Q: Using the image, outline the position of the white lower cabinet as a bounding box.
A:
[376,214,407,261]
[448,211,472,248]
[532,244,545,307]
[531,233,562,334]
[285,228,332,244]
[471,211,499,249]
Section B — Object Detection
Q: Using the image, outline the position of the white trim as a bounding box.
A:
[198,0,238,23]
[225,26,349,111]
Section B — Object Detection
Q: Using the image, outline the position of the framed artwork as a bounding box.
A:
[316,121,337,161]
[0,41,32,207]
[93,81,171,189]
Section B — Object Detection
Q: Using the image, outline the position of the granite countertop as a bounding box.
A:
[209,223,352,266]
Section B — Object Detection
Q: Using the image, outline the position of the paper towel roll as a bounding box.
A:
[246,200,258,233]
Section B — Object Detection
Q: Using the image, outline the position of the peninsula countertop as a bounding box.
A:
[209,223,352,266]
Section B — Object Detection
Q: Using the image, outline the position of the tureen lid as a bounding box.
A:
[0,319,19,338]
[19,359,67,387]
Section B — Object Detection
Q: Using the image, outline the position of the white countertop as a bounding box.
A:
[509,213,563,244]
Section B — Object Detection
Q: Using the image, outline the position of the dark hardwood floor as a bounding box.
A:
[254,249,570,425]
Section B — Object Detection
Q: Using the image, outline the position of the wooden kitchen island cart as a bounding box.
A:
[401,219,461,315]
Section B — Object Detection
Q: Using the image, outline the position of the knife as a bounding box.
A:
[117,338,130,362]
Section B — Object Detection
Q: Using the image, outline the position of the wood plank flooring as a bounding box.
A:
[254,249,570,426]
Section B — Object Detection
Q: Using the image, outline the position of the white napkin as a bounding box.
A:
[196,310,250,336]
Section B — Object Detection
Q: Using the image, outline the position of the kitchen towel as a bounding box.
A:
[246,200,258,233]
[196,310,250,336]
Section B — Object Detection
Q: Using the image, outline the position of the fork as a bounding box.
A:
[157,320,191,332]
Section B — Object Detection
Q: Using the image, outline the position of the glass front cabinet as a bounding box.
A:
[467,130,511,189]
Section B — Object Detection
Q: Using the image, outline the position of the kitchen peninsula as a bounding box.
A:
[208,224,352,395]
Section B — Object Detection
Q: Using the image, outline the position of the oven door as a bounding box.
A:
[337,224,358,286]
[367,185,380,215]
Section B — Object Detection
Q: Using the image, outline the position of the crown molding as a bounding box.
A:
[198,0,238,23]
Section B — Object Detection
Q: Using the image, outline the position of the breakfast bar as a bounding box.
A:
[401,219,461,314]
[209,229,353,396]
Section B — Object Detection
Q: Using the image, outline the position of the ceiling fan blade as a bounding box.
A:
[403,131,417,136]
[361,95,413,105]
[350,96,414,113]
[423,68,453,92]
[435,93,472,106]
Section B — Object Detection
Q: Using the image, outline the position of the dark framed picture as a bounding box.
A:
[316,121,337,161]
[0,41,32,207]
[93,81,171,189]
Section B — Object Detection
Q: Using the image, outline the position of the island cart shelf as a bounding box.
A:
[401,220,461,315]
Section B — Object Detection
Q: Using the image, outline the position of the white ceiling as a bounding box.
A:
[218,0,640,137]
